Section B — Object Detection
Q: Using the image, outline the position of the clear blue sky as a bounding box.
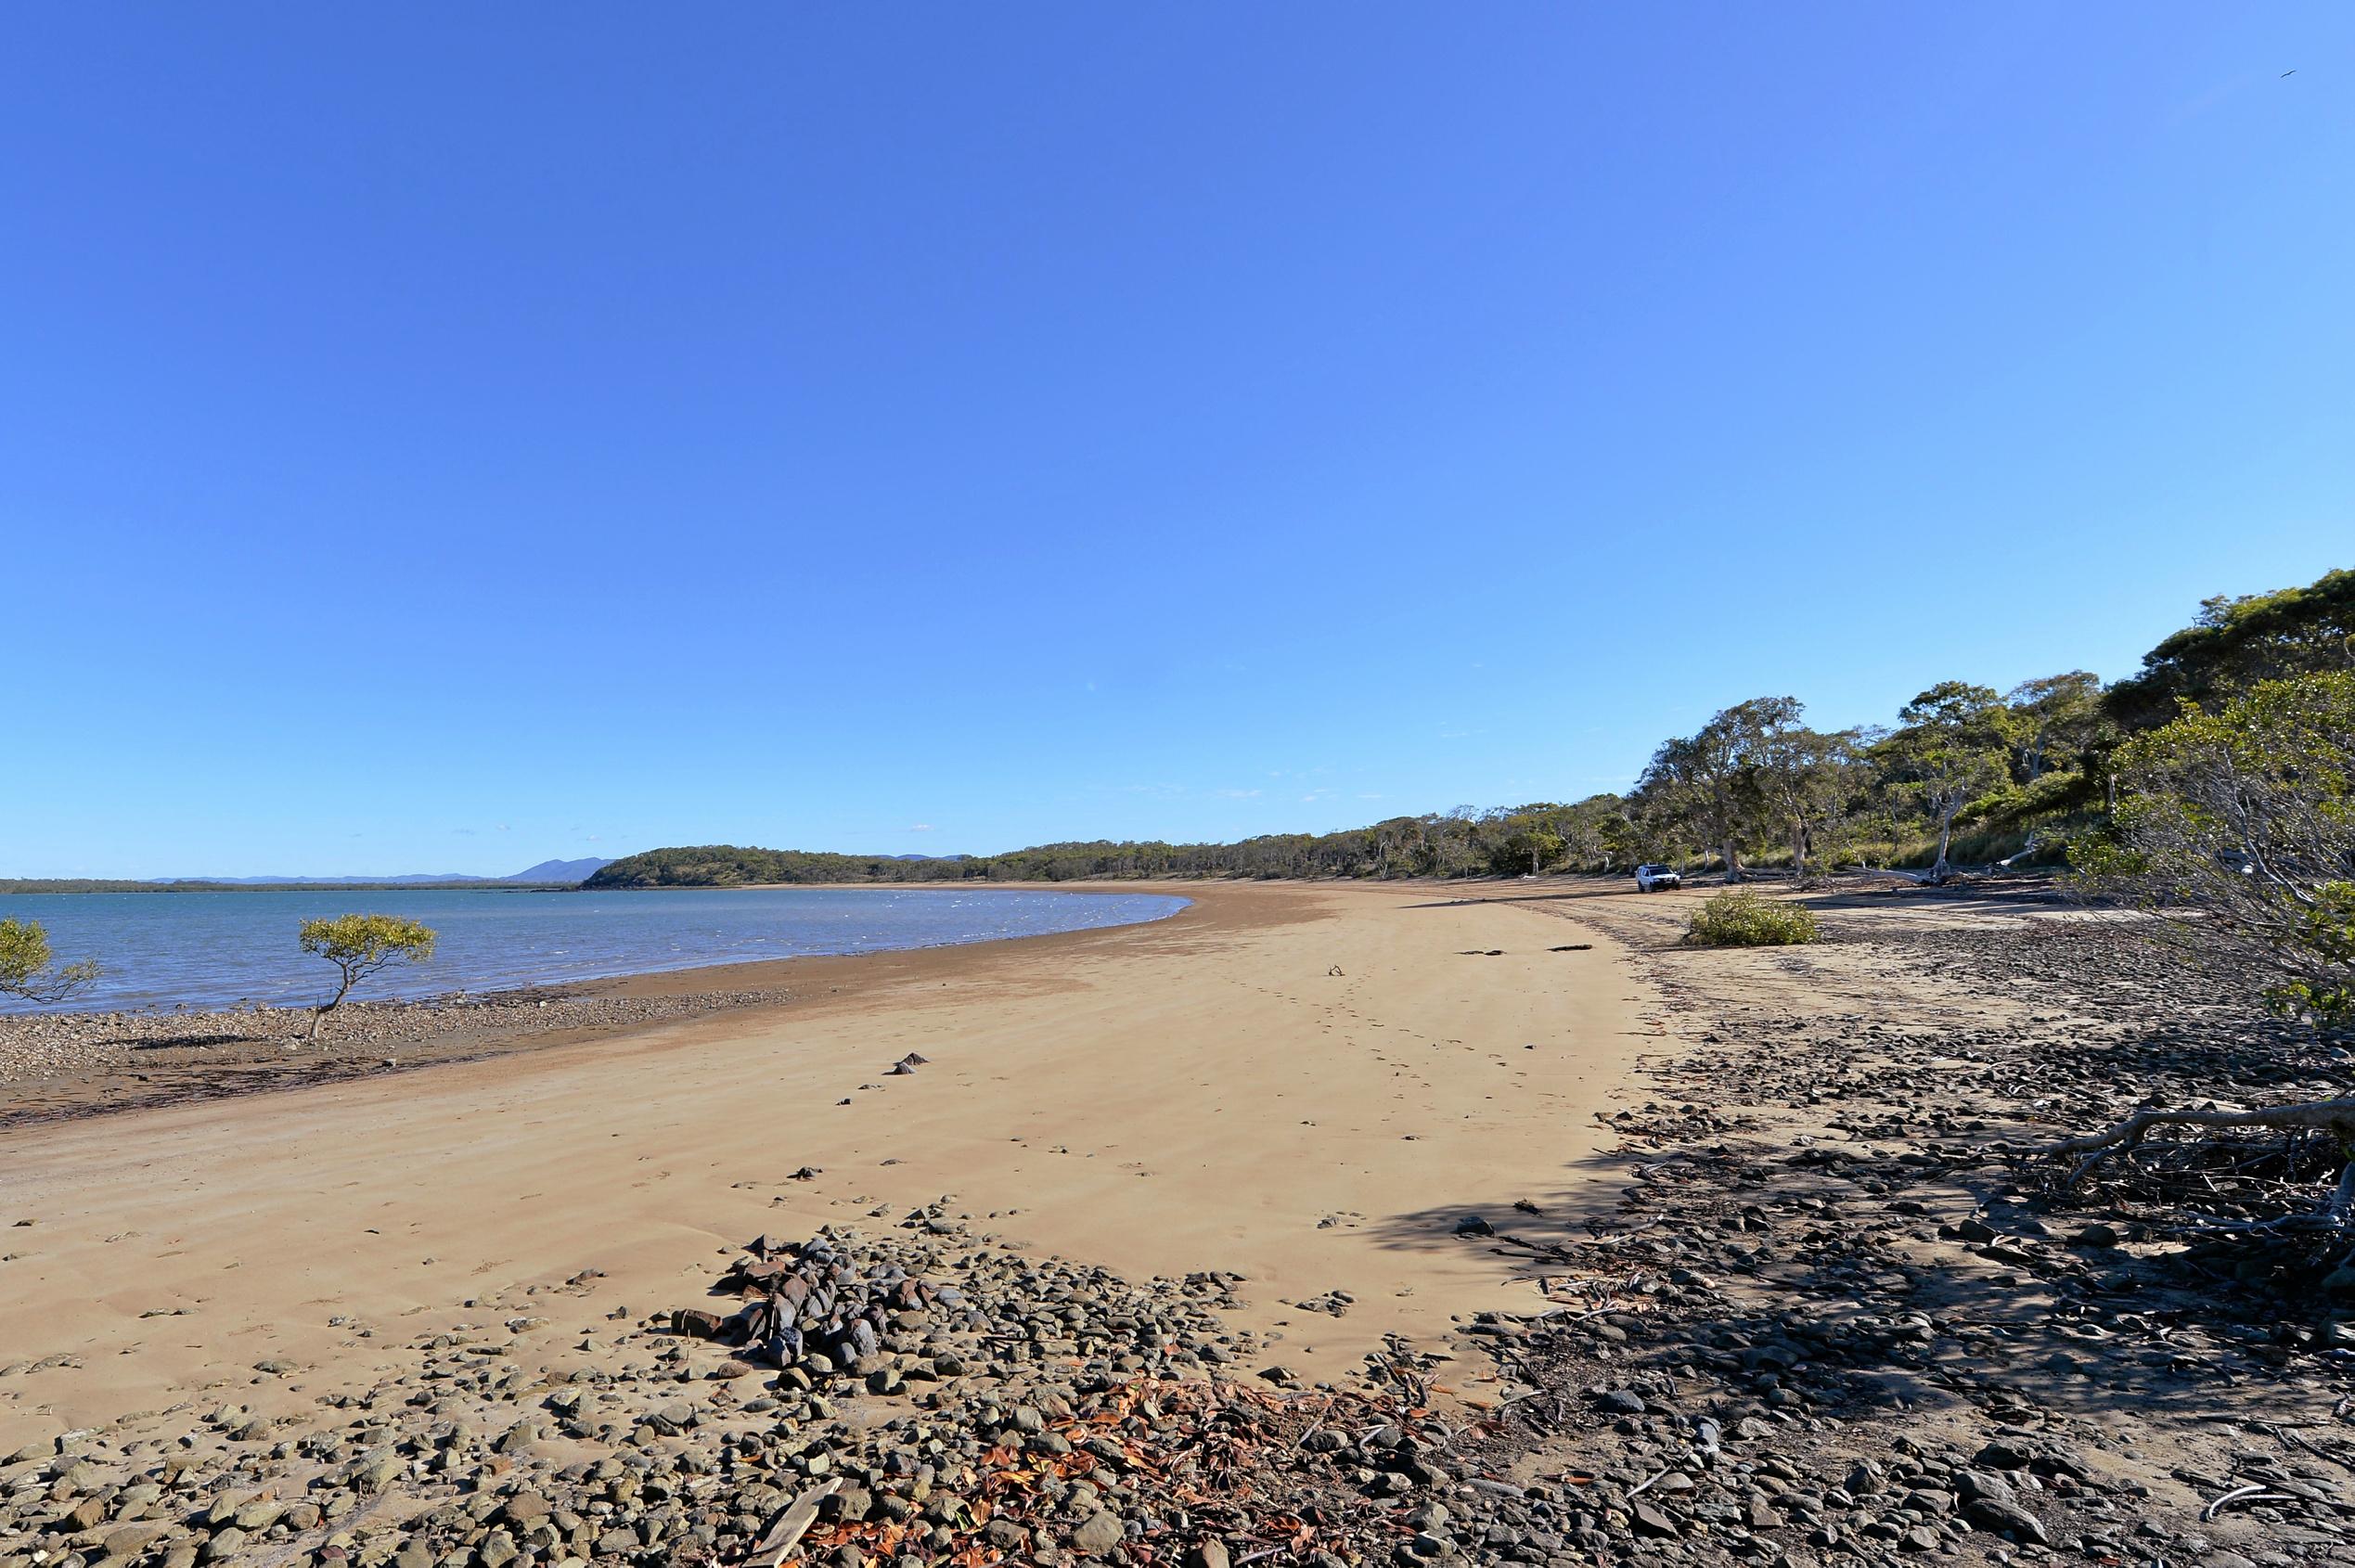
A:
[4,6,2349,878]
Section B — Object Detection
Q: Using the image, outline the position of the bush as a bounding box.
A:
[1685,890,1820,947]
[2075,671,2355,1026]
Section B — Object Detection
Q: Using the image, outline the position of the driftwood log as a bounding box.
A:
[2043,1097,2355,1225]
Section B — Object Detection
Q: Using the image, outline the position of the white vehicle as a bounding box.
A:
[1634,863,1682,893]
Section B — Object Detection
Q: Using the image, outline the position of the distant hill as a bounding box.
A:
[506,857,611,884]
[586,845,980,888]
[152,873,487,886]
[122,855,614,889]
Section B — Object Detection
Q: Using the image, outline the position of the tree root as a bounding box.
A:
[2042,1098,2355,1226]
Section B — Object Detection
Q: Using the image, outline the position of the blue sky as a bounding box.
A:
[4,6,2349,877]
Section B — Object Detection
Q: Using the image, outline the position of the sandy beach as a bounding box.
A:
[9,877,2353,1564]
[0,881,1656,1452]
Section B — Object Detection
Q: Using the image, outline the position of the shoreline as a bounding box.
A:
[0,880,2333,1562]
[0,879,1654,1448]
[0,880,1195,1022]
[0,884,1214,1130]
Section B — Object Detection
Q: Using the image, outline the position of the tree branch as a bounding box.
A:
[2043,1098,2355,1190]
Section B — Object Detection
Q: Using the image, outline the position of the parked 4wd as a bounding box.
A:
[1634,863,1682,893]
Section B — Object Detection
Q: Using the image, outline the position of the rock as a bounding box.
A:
[1953,1471,2013,1505]
[1962,1497,2050,1546]
[1973,1439,2035,1471]
[1593,1389,1646,1416]
[1186,1541,1231,1568]
[1629,1502,1679,1538]
[354,1454,404,1493]
[1071,1510,1125,1554]
[1452,1215,1495,1237]
[102,1523,177,1559]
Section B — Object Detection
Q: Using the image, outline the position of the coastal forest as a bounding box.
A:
[587,567,2353,889]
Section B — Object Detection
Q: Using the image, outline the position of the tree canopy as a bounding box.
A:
[586,566,2349,892]
[299,913,438,1041]
[2104,568,2355,731]
[0,919,100,1005]
[2076,671,2355,1026]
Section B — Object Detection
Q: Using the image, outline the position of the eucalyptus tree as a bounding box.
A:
[2047,672,2355,1220]
[1876,682,2008,880]
[2076,671,2355,1027]
[1756,716,1865,881]
[1638,698,1798,881]
[2001,671,2105,782]
[2104,567,2355,731]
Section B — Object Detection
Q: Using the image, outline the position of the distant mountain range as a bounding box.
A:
[506,857,615,883]
[148,857,614,887]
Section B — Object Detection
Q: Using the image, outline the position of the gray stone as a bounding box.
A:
[1962,1497,2049,1546]
[1071,1510,1125,1554]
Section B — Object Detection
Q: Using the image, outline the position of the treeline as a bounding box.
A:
[586,567,2353,888]
[583,829,1553,888]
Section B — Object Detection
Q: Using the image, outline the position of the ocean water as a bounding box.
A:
[0,887,1189,1014]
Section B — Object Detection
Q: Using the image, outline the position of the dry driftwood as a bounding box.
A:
[748,1478,841,1568]
[2044,1098,2355,1223]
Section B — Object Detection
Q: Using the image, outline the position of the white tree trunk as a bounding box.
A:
[1931,807,1958,880]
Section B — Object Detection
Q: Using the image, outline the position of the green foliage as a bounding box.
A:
[298,914,438,1039]
[1492,826,1564,876]
[2075,672,2355,1026]
[1684,891,1820,947]
[1872,682,2010,873]
[1973,768,2098,828]
[581,845,947,887]
[1999,671,2108,782]
[2275,882,2355,1026]
[0,918,101,1004]
[2104,567,2355,731]
[1635,699,1805,878]
[299,913,439,970]
[586,570,2347,901]
[586,807,1645,888]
